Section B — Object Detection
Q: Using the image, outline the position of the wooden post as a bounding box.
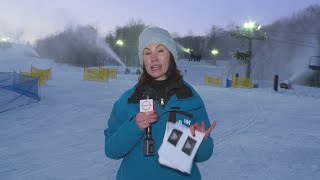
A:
[274,75,279,91]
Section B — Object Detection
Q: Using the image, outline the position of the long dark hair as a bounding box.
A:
[137,53,183,87]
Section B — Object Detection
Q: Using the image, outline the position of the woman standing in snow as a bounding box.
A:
[104,26,216,180]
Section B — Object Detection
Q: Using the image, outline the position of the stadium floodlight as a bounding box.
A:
[243,21,262,31]
[211,49,219,56]
[243,21,256,30]
[211,49,219,65]
[0,37,10,42]
[186,48,192,54]
[116,39,124,46]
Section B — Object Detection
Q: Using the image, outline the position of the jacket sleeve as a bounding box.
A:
[193,100,214,162]
[104,98,144,160]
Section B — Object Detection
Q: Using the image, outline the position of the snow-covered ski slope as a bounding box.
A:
[0,55,320,180]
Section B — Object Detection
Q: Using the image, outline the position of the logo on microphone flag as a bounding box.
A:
[140,99,154,112]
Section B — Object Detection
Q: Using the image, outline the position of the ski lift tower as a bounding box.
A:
[231,21,266,78]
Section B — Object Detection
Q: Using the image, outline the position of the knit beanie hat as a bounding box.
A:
[138,26,178,65]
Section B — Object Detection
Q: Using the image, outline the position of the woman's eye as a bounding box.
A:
[144,52,151,55]
[158,49,164,53]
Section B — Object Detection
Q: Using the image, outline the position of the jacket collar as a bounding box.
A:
[128,80,194,104]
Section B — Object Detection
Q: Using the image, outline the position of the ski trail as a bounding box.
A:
[215,99,262,145]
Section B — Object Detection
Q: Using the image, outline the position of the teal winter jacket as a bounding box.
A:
[104,81,214,180]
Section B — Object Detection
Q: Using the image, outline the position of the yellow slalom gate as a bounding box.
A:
[232,77,252,89]
[106,68,117,79]
[205,75,223,87]
[31,66,52,80]
[20,71,47,86]
[84,67,109,82]
[20,66,52,86]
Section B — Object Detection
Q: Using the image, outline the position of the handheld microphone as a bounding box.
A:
[141,91,155,156]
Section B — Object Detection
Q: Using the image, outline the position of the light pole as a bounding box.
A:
[116,39,127,65]
[211,49,219,65]
[0,37,11,49]
[186,48,193,61]
[243,21,256,78]
[231,21,265,78]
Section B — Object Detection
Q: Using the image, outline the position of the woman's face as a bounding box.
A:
[143,43,171,81]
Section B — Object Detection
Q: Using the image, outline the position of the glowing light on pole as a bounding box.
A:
[211,49,219,56]
[115,39,126,66]
[242,21,261,78]
[243,21,256,30]
[116,39,124,46]
[211,49,219,65]
[243,21,262,31]
[185,48,193,54]
[0,37,10,42]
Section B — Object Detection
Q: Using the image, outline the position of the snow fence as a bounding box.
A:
[0,72,40,113]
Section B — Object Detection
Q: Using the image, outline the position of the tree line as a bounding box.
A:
[35,4,320,85]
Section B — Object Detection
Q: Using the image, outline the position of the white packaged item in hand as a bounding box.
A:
[158,122,205,174]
